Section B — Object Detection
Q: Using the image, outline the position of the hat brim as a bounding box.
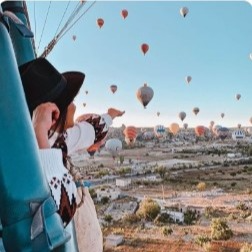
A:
[54,71,85,112]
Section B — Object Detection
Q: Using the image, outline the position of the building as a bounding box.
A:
[96,187,121,202]
[162,210,184,223]
[116,178,131,188]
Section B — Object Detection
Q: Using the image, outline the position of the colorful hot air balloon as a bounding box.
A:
[216,127,229,140]
[183,123,188,130]
[123,126,137,145]
[154,125,166,138]
[179,111,186,122]
[209,121,215,131]
[185,76,192,84]
[180,7,189,17]
[213,125,222,136]
[221,113,225,119]
[193,107,200,115]
[195,125,205,137]
[141,43,149,55]
[110,85,117,94]
[136,83,154,109]
[232,130,245,141]
[235,94,241,100]
[157,112,160,117]
[121,9,128,19]
[142,131,154,140]
[87,140,104,158]
[121,124,126,131]
[72,35,76,41]
[169,123,180,135]
[105,138,122,159]
[97,18,104,28]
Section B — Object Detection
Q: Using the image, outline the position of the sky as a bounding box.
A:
[26,1,252,128]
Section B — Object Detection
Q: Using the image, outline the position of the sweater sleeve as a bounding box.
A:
[65,121,96,155]
[65,114,113,155]
[81,113,112,144]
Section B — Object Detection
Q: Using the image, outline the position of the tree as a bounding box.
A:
[137,198,161,221]
[89,188,97,199]
[155,166,167,179]
[119,155,124,165]
[162,226,173,236]
[194,235,211,247]
[240,243,252,252]
[210,218,233,240]
[154,213,174,225]
[100,196,109,205]
[196,182,206,191]
[104,214,113,223]
[184,209,198,225]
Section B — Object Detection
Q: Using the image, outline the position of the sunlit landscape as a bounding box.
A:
[71,127,252,252]
[5,1,252,251]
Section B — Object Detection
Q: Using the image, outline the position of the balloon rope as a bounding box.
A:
[37,1,52,51]
[54,0,71,38]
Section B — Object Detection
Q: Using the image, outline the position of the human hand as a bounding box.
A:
[32,103,60,148]
[107,108,125,119]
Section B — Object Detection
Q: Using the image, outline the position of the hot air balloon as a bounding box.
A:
[193,107,200,115]
[232,130,245,141]
[169,123,180,135]
[250,117,252,124]
[136,83,154,109]
[247,127,252,135]
[142,131,154,140]
[157,112,160,117]
[86,142,100,158]
[110,85,117,94]
[183,123,188,130]
[216,127,229,140]
[97,18,104,28]
[105,138,122,159]
[209,121,214,131]
[123,126,137,145]
[180,7,189,17]
[85,90,88,95]
[72,35,76,41]
[213,125,222,136]
[237,123,241,129]
[221,113,225,119]
[121,9,128,19]
[236,94,241,100]
[154,125,166,138]
[195,125,205,137]
[83,103,86,107]
[121,124,126,131]
[185,76,192,84]
[141,43,149,55]
[249,53,252,60]
[179,111,186,122]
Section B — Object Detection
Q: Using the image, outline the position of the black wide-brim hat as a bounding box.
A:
[19,58,85,115]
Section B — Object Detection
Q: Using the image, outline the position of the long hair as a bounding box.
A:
[48,107,68,139]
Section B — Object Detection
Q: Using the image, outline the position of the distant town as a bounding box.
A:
[71,127,252,252]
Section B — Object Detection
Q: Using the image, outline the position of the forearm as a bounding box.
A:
[66,114,112,155]
[85,114,112,144]
[34,127,50,149]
